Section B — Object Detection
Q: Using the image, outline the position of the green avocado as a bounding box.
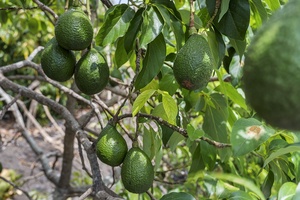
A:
[173,34,213,91]
[41,37,76,82]
[74,48,109,95]
[121,147,154,194]
[243,0,300,130]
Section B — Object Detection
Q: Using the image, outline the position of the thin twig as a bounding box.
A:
[205,0,222,29]
[117,113,231,148]
[0,176,32,200]
[32,0,58,20]
[0,93,21,120]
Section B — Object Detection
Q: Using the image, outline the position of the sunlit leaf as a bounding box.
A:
[132,89,156,116]
[278,182,297,200]
[264,143,300,167]
[209,173,266,200]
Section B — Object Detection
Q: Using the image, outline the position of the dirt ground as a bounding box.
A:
[0,112,115,200]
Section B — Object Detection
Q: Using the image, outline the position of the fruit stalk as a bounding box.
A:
[189,0,197,35]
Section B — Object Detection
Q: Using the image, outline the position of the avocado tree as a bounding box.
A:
[1,0,300,199]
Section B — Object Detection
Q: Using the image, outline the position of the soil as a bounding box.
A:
[0,111,115,200]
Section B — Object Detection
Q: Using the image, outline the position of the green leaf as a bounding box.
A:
[160,90,178,124]
[231,118,274,156]
[215,82,247,110]
[207,30,225,68]
[229,191,256,200]
[160,192,196,200]
[151,0,182,20]
[178,9,202,29]
[278,182,297,200]
[159,73,178,95]
[261,171,274,198]
[139,6,164,47]
[124,8,144,54]
[168,132,185,151]
[203,93,229,160]
[250,0,268,27]
[152,103,168,121]
[264,0,281,11]
[132,89,156,116]
[209,173,266,200]
[161,124,174,146]
[189,143,205,173]
[200,140,217,170]
[135,33,166,90]
[218,0,230,22]
[292,182,300,200]
[96,4,135,46]
[187,124,204,141]
[206,0,250,40]
[264,143,300,167]
[114,36,132,68]
[143,125,161,160]
[170,17,185,50]
[230,38,247,58]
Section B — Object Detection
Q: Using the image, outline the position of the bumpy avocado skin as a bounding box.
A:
[243,0,300,130]
[173,34,213,91]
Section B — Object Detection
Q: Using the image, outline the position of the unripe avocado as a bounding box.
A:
[173,34,213,91]
[41,37,76,82]
[55,8,93,50]
[243,0,300,131]
[121,147,154,193]
[96,124,128,166]
[74,48,109,95]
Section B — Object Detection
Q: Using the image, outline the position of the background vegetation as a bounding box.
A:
[1,0,300,199]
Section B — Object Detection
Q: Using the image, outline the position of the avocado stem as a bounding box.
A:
[189,0,197,35]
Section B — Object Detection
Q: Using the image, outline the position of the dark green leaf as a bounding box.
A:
[124,8,144,54]
[231,118,275,156]
[229,191,256,200]
[114,36,132,68]
[139,6,164,47]
[189,143,205,173]
[96,4,135,46]
[160,192,196,200]
[135,33,166,90]
[161,124,174,146]
[261,171,274,198]
[203,93,230,160]
[207,29,225,68]
[151,0,182,20]
[206,0,250,40]
[159,73,178,95]
[170,17,185,50]
[200,140,216,170]
[230,38,247,58]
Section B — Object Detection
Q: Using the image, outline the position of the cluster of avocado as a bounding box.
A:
[41,7,109,95]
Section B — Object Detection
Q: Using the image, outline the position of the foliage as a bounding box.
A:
[1,0,299,199]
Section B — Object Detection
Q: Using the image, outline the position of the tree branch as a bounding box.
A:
[117,113,231,148]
